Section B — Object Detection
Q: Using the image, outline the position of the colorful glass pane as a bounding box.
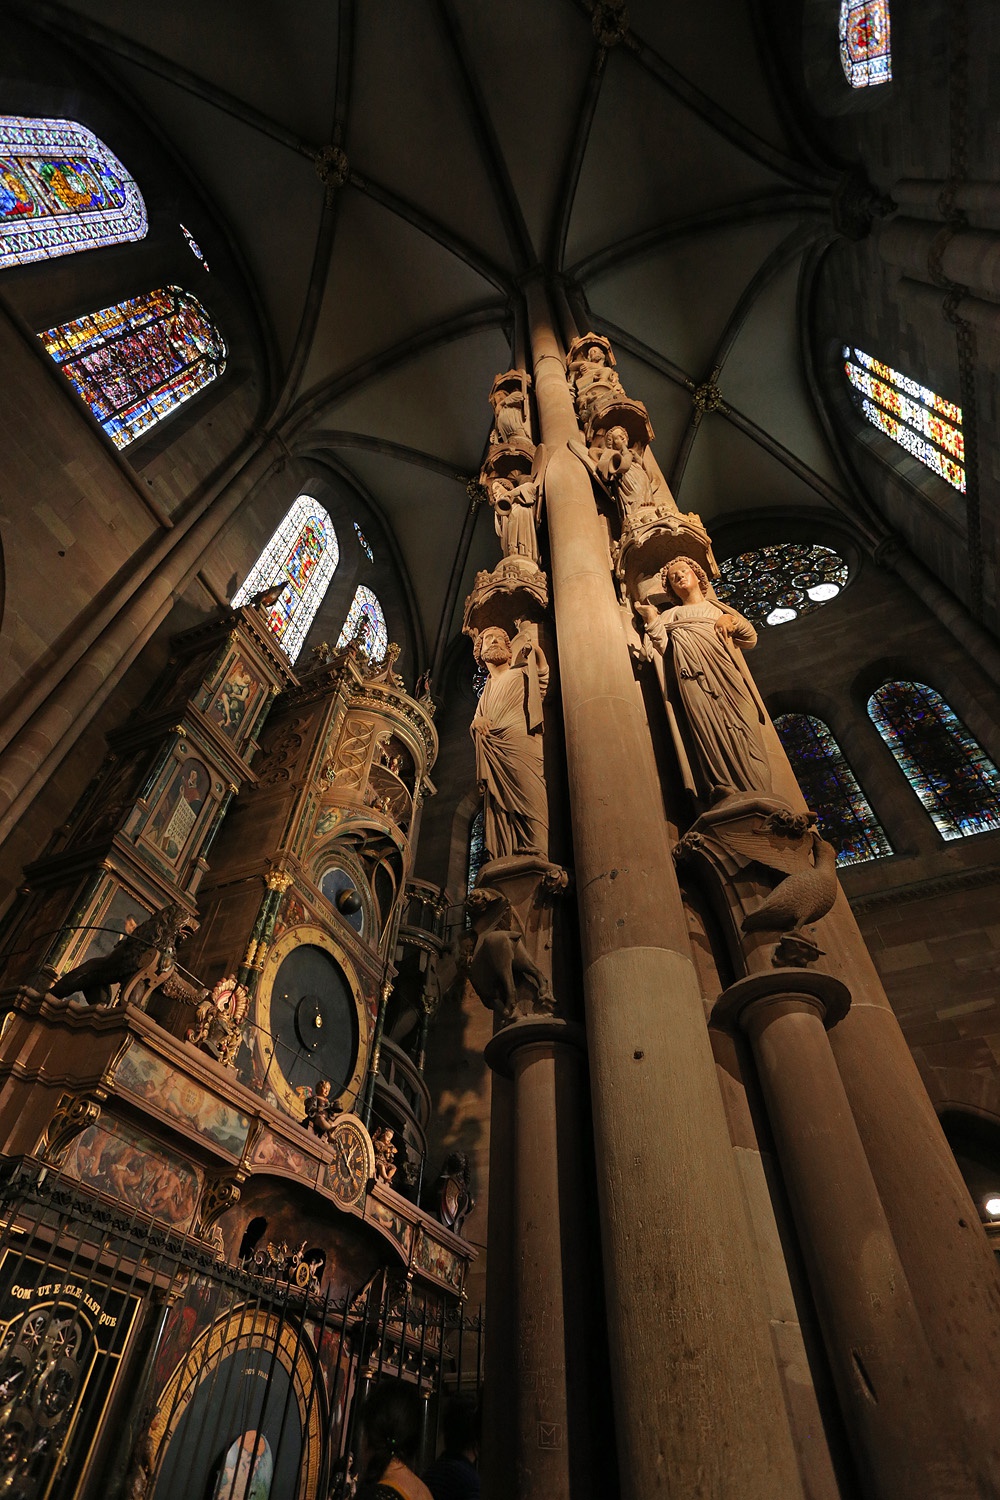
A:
[354,521,374,562]
[39,286,227,449]
[336,585,388,660]
[774,713,892,866]
[845,348,965,492]
[714,544,849,628]
[0,115,146,268]
[180,222,208,272]
[839,1,891,88]
[232,495,339,663]
[868,681,1000,840]
[467,807,486,894]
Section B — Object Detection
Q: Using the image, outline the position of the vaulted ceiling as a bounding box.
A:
[28,0,870,667]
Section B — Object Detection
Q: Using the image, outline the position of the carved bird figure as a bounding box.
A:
[741,829,838,934]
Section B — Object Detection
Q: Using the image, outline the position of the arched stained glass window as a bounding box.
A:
[337,585,388,661]
[714,544,849,628]
[868,681,1000,840]
[39,286,226,450]
[844,348,964,492]
[467,807,486,894]
[774,713,892,866]
[839,1,891,88]
[0,115,147,268]
[353,521,374,562]
[232,495,339,663]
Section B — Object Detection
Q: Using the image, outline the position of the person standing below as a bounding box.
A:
[423,1397,480,1500]
[354,1379,433,1500]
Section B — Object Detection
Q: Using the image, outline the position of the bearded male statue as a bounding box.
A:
[470,625,549,860]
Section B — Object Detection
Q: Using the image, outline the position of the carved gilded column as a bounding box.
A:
[525,280,804,1500]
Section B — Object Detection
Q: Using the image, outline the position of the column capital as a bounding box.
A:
[713,967,851,1034]
[484,1015,587,1078]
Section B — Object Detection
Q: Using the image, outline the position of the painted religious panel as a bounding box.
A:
[59,1118,202,1232]
[145,757,212,865]
[115,1044,252,1156]
[205,654,265,743]
[0,1247,142,1499]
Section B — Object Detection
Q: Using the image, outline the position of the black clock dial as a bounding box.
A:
[269,945,358,1099]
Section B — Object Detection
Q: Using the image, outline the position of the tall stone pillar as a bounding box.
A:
[525,281,804,1498]
[717,970,978,1499]
[485,1022,591,1500]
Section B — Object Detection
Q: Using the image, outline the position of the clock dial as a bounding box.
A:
[268,945,358,1102]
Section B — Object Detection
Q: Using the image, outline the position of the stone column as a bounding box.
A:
[484,1020,591,1500]
[526,279,805,1500]
[717,970,978,1499]
[480,1071,517,1500]
[826,937,1000,1491]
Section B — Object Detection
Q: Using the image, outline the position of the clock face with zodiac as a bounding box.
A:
[257,926,368,1120]
[325,1114,376,1210]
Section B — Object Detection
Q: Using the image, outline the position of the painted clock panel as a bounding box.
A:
[268,946,358,1103]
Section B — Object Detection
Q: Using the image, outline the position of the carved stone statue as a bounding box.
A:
[470,625,549,860]
[372,1125,397,1184]
[303,1079,342,1140]
[568,337,624,423]
[593,426,660,521]
[430,1151,475,1235]
[635,556,771,803]
[465,885,554,1022]
[489,476,540,564]
[490,386,531,445]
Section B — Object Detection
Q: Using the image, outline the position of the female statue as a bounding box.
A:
[635,556,771,802]
[570,342,623,422]
[596,426,660,521]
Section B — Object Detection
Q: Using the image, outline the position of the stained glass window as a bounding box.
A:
[0,115,146,269]
[844,347,964,492]
[180,222,208,272]
[354,522,374,562]
[232,495,339,663]
[839,1,891,88]
[39,286,227,450]
[774,713,892,865]
[467,807,486,893]
[714,544,849,628]
[336,585,388,660]
[868,681,1000,840]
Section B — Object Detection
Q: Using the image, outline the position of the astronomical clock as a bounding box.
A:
[180,635,438,1127]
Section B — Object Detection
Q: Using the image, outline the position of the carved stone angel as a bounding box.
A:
[489,475,540,564]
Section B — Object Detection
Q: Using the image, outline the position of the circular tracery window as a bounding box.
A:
[713,544,849,628]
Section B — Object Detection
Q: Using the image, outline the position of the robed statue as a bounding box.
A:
[635,556,771,803]
[471,625,549,859]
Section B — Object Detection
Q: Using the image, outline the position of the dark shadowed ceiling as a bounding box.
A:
[21,0,877,667]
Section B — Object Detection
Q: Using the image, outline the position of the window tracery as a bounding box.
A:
[39,286,226,450]
[232,495,339,663]
[336,585,388,660]
[839,1,892,88]
[713,544,848,628]
[868,681,1000,840]
[0,114,147,268]
[773,713,891,865]
[844,347,964,492]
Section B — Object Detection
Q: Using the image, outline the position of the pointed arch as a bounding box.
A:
[867,681,1000,840]
[336,586,387,660]
[232,494,340,663]
[0,114,147,268]
[774,712,891,865]
[39,286,227,449]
